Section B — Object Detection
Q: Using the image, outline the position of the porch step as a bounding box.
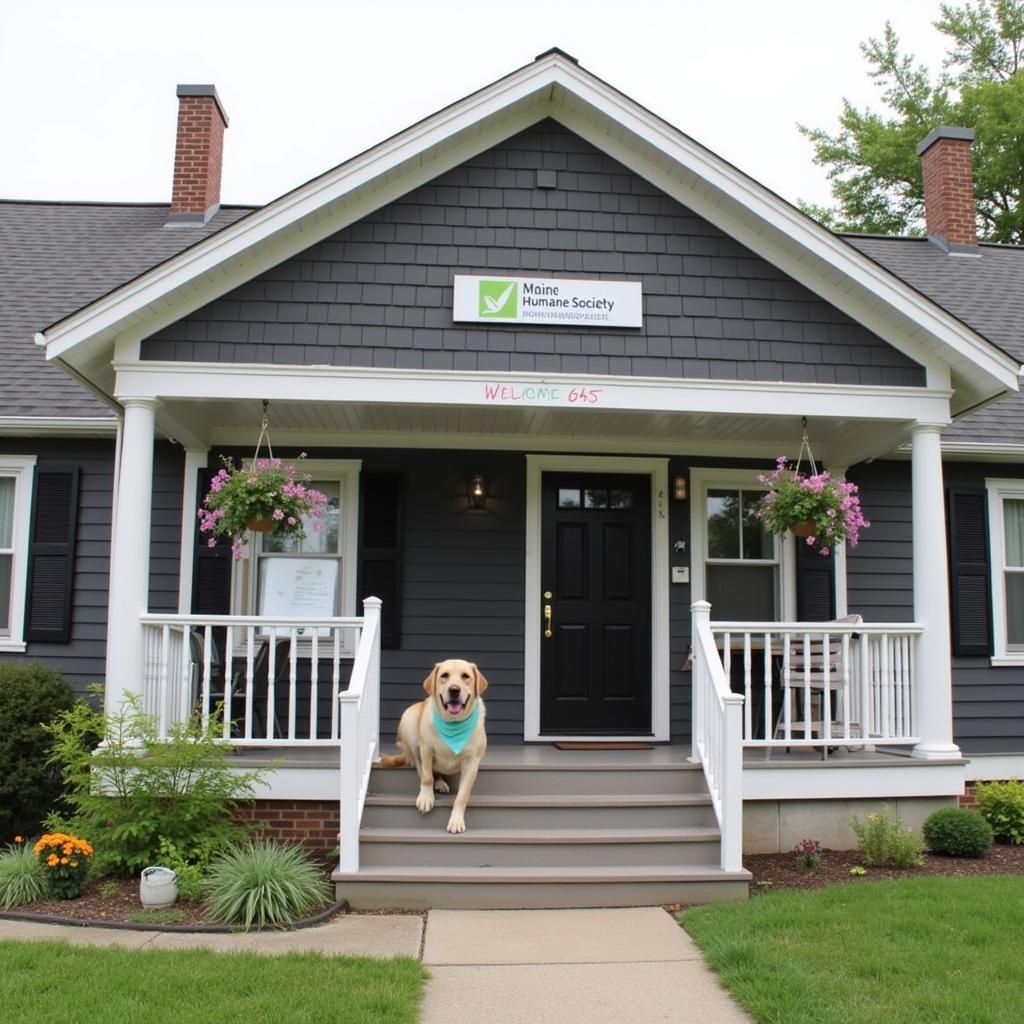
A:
[330,864,750,910]
[358,825,721,868]
[362,792,717,829]
[335,751,749,909]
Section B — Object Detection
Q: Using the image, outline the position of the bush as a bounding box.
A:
[156,838,205,902]
[974,780,1024,845]
[922,807,994,857]
[205,840,331,930]
[46,690,269,876]
[0,840,49,909]
[0,662,76,843]
[34,832,93,899]
[850,807,924,867]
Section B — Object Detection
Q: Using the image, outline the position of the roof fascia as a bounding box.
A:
[41,53,1019,402]
[0,416,118,437]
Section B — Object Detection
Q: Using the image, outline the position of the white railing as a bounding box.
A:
[140,611,365,746]
[710,620,923,749]
[338,596,382,873]
[690,601,744,872]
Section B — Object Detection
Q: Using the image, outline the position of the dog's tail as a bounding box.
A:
[376,753,408,768]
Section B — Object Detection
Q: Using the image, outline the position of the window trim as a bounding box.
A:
[0,455,37,651]
[689,466,796,622]
[985,478,1024,665]
[232,459,361,653]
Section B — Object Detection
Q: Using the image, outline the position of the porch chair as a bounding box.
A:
[774,613,863,758]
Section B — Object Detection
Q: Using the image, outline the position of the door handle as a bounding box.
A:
[544,602,553,639]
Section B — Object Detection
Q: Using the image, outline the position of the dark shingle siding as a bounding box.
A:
[143,122,924,387]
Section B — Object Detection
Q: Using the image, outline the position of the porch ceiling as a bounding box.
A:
[162,396,909,463]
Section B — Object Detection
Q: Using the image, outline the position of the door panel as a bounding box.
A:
[540,472,651,734]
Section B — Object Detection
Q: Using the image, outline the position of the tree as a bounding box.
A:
[801,1,1024,243]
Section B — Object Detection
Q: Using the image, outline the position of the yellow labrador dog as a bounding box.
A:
[378,659,488,833]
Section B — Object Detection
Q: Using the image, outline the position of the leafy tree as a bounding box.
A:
[801,1,1024,242]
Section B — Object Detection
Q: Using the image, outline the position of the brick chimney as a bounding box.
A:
[168,84,229,225]
[916,126,977,252]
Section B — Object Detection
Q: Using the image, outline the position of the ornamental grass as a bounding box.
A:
[0,838,49,908]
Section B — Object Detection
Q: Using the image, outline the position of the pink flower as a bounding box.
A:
[287,516,297,526]
[272,508,285,521]
[207,538,217,548]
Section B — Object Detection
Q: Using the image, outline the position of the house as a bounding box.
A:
[3,50,1024,907]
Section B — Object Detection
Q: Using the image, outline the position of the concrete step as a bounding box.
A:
[361,792,717,829]
[332,863,751,910]
[358,825,721,868]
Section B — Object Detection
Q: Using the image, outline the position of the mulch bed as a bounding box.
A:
[745,843,1024,892]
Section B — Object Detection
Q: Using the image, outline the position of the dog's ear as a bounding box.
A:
[473,663,489,694]
[423,663,440,695]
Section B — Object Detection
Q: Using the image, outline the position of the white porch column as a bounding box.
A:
[104,398,159,714]
[911,423,960,758]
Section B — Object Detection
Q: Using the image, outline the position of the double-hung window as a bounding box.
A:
[0,456,36,651]
[986,479,1024,662]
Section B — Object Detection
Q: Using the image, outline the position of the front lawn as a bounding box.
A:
[682,876,1024,1024]
[0,940,425,1024]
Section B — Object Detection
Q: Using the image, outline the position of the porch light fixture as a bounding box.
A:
[468,473,488,509]
[672,474,688,501]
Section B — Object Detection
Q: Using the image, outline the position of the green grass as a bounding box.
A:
[682,876,1024,1024]
[0,940,426,1024]
[127,908,185,925]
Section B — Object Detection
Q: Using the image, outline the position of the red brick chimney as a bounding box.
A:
[168,84,229,225]
[916,126,977,252]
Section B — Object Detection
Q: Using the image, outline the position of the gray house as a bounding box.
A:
[4,51,1024,907]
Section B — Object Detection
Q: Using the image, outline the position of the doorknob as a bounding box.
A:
[543,599,553,639]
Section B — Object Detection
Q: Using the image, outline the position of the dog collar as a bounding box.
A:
[432,702,480,755]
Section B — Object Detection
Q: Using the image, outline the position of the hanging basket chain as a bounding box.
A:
[251,399,275,463]
[793,416,817,478]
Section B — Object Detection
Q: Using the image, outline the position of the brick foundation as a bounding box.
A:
[236,799,340,858]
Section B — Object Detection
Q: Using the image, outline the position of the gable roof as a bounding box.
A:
[0,200,252,427]
[35,50,1018,418]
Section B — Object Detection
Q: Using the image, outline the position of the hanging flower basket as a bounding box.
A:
[755,456,870,557]
[245,516,276,533]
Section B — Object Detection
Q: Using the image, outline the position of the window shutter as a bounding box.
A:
[191,468,232,615]
[25,466,79,643]
[947,487,992,657]
[359,472,403,649]
[795,537,835,621]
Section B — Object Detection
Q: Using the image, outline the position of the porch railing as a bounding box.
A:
[690,601,744,872]
[710,620,923,749]
[140,610,365,746]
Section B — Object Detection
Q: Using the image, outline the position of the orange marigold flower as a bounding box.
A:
[70,861,79,868]
[47,854,59,866]
[14,836,23,844]
[60,857,69,865]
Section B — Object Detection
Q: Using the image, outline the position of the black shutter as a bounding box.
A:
[191,467,232,614]
[947,487,992,657]
[795,538,835,621]
[359,472,403,649]
[25,466,79,643]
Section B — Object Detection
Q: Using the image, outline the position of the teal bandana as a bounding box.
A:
[432,702,481,755]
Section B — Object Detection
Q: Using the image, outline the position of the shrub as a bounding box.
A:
[46,690,268,876]
[974,780,1024,845]
[0,662,77,843]
[0,839,49,908]
[922,807,994,858]
[792,838,823,871]
[205,840,331,930]
[156,837,205,902]
[34,832,92,899]
[850,807,924,867]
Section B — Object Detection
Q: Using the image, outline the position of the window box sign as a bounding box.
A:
[453,275,642,328]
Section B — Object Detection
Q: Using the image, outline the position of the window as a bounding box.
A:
[985,479,1024,662]
[0,456,36,651]
[690,468,795,622]
[236,460,360,648]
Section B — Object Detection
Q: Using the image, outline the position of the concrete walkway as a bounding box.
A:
[0,907,751,1024]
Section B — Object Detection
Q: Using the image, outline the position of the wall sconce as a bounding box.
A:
[672,474,688,501]
[468,473,488,510]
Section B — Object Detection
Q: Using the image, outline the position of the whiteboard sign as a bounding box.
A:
[259,558,338,619]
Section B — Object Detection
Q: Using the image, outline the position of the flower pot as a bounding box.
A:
[788,520,816,537]
[246,516,275,532]
[140,866,178,908]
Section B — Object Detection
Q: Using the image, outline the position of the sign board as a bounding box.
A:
[453,275,642,328]
[259,558,338,619]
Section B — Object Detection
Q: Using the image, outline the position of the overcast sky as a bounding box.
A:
[2,1,952,211]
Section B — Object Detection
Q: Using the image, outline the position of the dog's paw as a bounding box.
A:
[446,811,466,833]
[433,777,450,794]
[416,787,435,814]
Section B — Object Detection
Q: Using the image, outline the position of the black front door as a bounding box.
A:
[540,473,652,734]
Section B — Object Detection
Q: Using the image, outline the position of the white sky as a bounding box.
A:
[1,0,952,210]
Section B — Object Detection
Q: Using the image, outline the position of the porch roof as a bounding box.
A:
[38,51,1019,423]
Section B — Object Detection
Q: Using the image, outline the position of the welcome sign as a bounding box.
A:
[453,275,642,328]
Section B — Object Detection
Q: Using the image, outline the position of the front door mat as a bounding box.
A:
[553,741,654,750]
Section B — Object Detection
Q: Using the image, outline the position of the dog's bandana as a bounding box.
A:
[432,702,480,755]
